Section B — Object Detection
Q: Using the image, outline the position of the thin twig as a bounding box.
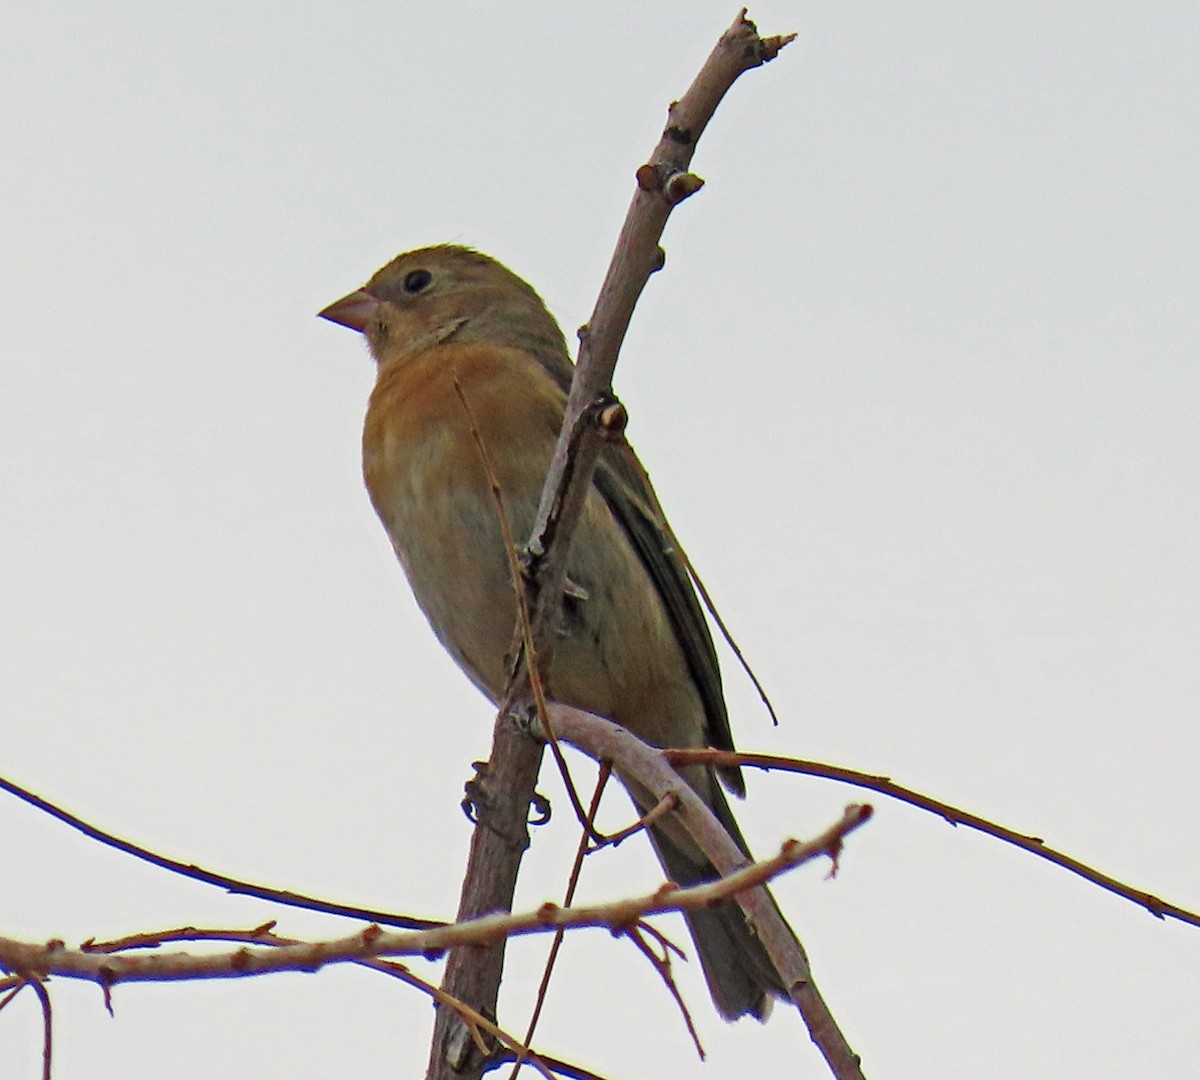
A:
[393,964,558,1080]
[494,1049,615,1080]
[512,766,611,1080]
[626,924,705,1059]
[666,748,1200,929]
[585,791,679,853]
[451,374,601,839]
[0,773,442,931]
[83,921,277,953]
[26,978,52,1080]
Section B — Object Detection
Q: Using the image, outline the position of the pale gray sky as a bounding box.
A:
[2,3,1198,1078]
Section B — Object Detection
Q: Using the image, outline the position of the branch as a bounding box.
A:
[538,706,868,1080]
[0,924,564,1080]
[0,979,53,1080]
[524,10,795,630]
[427,12,796,1078]
[665,749,1200,929]
[0,810,863,986]
[514,766,614,1077]
[0,773,442,931]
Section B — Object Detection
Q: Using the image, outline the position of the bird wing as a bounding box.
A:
[592,439,745,796]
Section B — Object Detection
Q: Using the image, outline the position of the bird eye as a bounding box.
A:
[403,269,432,293]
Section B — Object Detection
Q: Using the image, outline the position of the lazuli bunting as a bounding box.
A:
[320,245,790,1020]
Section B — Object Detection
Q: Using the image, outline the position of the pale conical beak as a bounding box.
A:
[317,289,379,332]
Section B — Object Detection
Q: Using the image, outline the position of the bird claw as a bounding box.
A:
[462,761,550,832]
[460,760,490,824]
[529,791,552,826]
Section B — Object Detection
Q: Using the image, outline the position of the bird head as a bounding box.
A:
[319,245,570,377]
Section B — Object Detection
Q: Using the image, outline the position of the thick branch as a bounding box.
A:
[427,12,795,1079]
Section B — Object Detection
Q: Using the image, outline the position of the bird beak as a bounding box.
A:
[317,289,379,332]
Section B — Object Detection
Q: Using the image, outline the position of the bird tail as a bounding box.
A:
[642,780,793,1022]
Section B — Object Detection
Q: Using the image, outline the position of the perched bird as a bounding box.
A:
[320,245,791,1020]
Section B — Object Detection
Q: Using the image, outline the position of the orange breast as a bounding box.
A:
[361,342,565,696]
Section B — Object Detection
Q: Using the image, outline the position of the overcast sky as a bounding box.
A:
[2,3,1198,1078]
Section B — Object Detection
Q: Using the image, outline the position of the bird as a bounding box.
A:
[319,244,792,1020]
